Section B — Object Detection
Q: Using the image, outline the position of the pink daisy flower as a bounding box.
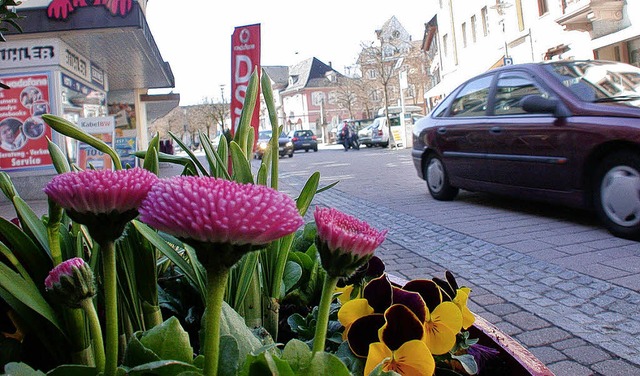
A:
[314,207,387,278]
[138,176,303,248]
[43,167,157,242]
[45,257,95,308]
[44,167,157,215]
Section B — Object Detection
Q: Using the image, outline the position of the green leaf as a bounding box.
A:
[47,138,71,174]
[13,196,51,257]
[132,221,206,302]
[138,317,193,364]
[143,142,159,175]
[200,132,231,180]
[304,352,351,376]
[295,172,320,217]
[240,351,294,376]
[218,335,239,376]
[219,301,262,361]
[125,360,201,376]
[451,353,479,375]
[0,263,63,333]
[229,252,259,310]
[281,339,312,373]
[1,362,47,376]
[168,131,209,176]
[229,142,253,184]
[283,261,302,294]
[0,216,50,283]
[0,171,18,201]
[41,114,122,170]
[46,365,97,376]
[234,71,259,152]
[215,137,229,178]
[121,331,161,368]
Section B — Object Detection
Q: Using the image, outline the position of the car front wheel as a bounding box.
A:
[594,152,640,239]
[424,154,458,201]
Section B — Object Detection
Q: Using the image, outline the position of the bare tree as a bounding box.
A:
[358,39,403,146]
[403,42,430,110]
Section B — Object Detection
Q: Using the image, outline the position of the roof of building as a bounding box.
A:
[262,66,289,90]
[281,57,342,93]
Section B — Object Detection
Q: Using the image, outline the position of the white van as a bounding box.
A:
[368,106,424,148]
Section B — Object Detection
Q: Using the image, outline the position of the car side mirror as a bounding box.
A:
[520,95,569,118]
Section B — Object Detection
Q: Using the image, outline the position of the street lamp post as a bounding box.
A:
[491,0,513,61]
[219,84,226,132]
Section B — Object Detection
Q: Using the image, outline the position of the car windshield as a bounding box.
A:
[543,61,640,106]
[258,130,272,140]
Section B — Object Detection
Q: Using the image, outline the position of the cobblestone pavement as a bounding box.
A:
[275,145,640,376]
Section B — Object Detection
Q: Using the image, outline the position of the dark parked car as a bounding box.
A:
[287,129,318,152]
[412,60,640,239]
[255,130,293,159]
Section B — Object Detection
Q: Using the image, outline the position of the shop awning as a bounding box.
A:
[6,3,174,92]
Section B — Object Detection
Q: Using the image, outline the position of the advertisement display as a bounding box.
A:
[115,136,137,168]
[231,23,260,137]
[0,72,53,171]
[76,116,114,170]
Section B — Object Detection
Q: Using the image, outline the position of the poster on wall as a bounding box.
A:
[115,137,137,168]
[0,72,53,171]
[77,116,115,170]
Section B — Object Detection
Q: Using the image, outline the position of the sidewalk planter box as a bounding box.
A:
[387,274,554,376]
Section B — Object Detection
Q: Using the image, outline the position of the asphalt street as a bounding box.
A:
[2,143,639,376]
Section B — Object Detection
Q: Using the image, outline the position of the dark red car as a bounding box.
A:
[412,60,640,239]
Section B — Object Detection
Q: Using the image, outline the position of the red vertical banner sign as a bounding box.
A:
[231,24,261,138]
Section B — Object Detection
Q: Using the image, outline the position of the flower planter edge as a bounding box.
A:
[386,273,555,376]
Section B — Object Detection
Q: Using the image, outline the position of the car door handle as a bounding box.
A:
[490,126,503,134]
[437,127,447,134]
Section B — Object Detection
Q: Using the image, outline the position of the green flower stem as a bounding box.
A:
[47,198,63,265]
[81,298,105,373]
[102,240,118,376]
[203,264,230,376]
[312,274,340,353]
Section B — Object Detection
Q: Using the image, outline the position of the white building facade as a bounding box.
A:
[425,0,638,109]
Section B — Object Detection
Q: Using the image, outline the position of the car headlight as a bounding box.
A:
[258,141,268,151]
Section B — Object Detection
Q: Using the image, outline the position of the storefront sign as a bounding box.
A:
[1,39,104,88]
[78,116,115,134]
[77,116,114,170]
[231,23,261,136]
[0,72,53,171]
[60,46,91,82]
[91,63,105,90]
[0,39,58,69]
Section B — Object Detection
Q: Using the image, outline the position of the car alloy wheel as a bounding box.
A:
[424,154,458,201]
[595,152,640,239]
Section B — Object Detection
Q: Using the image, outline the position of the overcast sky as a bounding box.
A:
[146,0,437,105]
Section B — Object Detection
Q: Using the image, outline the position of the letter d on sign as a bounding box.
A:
[230,23,261,136]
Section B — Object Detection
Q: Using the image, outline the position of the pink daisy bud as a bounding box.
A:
[138,177,304,267]
[43,168,158,243]
[45,257,96,308]
[314,207,387,278]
